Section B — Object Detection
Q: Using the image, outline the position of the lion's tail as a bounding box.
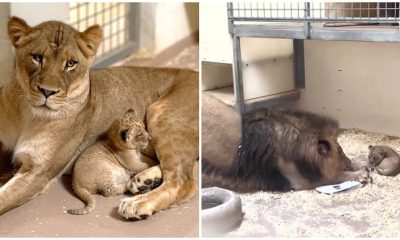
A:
[67,187,95,215]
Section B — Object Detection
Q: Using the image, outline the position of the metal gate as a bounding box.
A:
[69,2,139,68]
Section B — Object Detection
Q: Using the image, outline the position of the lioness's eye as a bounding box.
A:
[66,60,78,69]
[31,53,43,63]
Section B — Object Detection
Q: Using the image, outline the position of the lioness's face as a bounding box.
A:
[7,17,102,115]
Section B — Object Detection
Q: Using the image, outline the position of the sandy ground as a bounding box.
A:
[225,128,400,237]
[0,41,199,237]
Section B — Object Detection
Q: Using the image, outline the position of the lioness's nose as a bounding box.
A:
[38,86,59,98]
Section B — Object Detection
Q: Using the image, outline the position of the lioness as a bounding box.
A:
[68,109,161,215]
[202,93,369,191]
[0,17,198,220]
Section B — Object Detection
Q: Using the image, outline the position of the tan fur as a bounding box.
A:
[0,17,198,219]
[68,109,158,215]
[368,145,400,176]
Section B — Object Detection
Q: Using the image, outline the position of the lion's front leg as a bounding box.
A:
[0,164,51,214]
[118,136,197,220]
[118,74,199,220]
[302,168,371,191]
[0,133,85,215]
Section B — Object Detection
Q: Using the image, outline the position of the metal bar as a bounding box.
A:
[227,16,400,23]
[233,24,400,42]
[234,25,306,39]
[304,1,311,38]
[293,39,305,88]
[245,91,300,113]
[129,3,140,49]
[311,28,400,42]
[227,2,234,34]
[232,37,245,114]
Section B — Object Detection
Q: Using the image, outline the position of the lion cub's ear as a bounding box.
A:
[8,16,32,48]
[78,25,103,58]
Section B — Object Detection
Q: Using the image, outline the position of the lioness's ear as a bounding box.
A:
[8,16,32,48]
[78,25,103,57]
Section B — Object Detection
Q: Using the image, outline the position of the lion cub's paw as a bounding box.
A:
[118,195,154,220]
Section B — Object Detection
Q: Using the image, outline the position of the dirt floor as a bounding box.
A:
[225,128,400,237]
[0,40,199,237]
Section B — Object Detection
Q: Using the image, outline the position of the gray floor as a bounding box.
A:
[0,167,198,237]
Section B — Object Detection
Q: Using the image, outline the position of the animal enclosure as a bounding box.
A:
[227,2,400,113]
[201,2,400,237]
[69,3,138,67]
[228,2,399,24]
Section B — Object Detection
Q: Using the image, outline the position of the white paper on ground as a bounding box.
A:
[316,181,362,195]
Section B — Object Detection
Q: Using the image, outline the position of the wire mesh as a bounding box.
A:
[69,3,130,59]
[228,2,400,24]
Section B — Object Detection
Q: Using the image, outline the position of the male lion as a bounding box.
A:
[202,93,369,191]
[0,17,198,220]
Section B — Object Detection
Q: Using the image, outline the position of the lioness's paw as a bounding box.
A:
[118,195,154,220]
[127,176,162,194]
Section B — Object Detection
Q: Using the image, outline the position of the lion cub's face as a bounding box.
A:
[108,109,151,150]
[7,17,103,117]
[368,145,386,167]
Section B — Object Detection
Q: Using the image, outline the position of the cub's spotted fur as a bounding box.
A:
[68,109,160,215]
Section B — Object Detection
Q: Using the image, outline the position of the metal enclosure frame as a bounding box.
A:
[227,2,400,113]
[70,3,141,69]
[94,3,140,68]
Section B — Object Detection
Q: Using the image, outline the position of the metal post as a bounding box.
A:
[227,2,234,34]
[129,3,141,47]
[293,39,305,88]
[304,2,311,38]
[232,36,245,114]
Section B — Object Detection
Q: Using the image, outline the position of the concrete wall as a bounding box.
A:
[200,2,232,64]
[139,3,199,55]
[10,3,69,26]
[0,3,13,87]
[286,40,400,136]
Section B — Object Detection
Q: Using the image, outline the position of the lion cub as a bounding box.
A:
[368,145,400,176]
[67,109,159,215]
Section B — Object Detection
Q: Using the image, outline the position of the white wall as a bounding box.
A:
[139,3,199,55]
[0,3,13,87]
[10,3,69,26]
[155,3,198,54]
[200,2,232,64]
[286,40,400,136]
